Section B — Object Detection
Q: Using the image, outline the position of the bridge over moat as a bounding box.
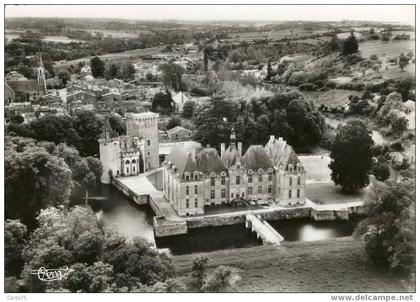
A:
[245,214,284,245]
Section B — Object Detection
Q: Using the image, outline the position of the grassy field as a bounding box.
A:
[306,182,370,205]
[54,46,165,71]
[302,89,362,108]
[173,237,411,292]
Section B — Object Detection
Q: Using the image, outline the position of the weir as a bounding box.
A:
[245,214,284,245]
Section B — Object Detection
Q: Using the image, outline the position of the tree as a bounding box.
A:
[372,161,390,181]
[329,120,374,192]
[151,90,174,115]
[342,31,359,55]
[265,61,274,81]
[90,56,105,78]
[58,70,71,87]
[5,137,73,228]
[201,266,239,292]
[191,256,209,288]
[104,63,119,80]
[355,180,414,275]
[73,111,104,156]
[166,116,181,130]
[159,63,186,92]
[398,53,410,71]
[182,100,197,118]
[391,116,408,135]
[9,114,24,124]
[22,206,176,293]
[108,114,126,135]
[5,219,28,277]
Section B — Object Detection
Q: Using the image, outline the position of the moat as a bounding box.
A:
[88,185,363,255]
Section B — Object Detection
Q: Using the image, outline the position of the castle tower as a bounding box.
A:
[98,119,121,184]
[37,53,47,92]
[125,112,159,171]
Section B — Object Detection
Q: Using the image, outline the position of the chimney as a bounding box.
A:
[270,135,275,142]
[206,144,210,148]
[238,142,242,156]
[221,143,226,157]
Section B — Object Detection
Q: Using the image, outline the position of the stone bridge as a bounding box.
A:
[245,214,284,245]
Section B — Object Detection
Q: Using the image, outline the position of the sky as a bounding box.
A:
[5,4,415,25]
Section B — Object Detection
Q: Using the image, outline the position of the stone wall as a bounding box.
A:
[153,217,188,237]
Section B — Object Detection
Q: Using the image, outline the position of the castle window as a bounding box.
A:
[236,176,240,185]
[258,175,263,182]
[268,173,273,181]
[297,176,301,185]
[289,177,293,186]
[194,185,198,194]
[221,188,226,198]
[211,177,215,186]
[195,199,198,208]
[268,185,272,193]
[221,176,226,185]
[147,140,151,146]
[210,190,215,199]
[258,186,262,194]
[194,174,199,181]
[289,190,292,199]
[248,176,253,183]
[186,199,189,208]
[132,167,135,173]
[248,187,253,195]
[186,186,189,195]
[132,159,136,164]
[125,160,130,165]
[127,167,129,174]
[185,175,190,181]
[297,189,300,198]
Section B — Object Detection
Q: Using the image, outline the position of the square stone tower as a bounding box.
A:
[125,112,159,171]
[98,120,121,184]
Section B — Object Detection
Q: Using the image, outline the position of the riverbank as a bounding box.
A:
[173,237,411,292]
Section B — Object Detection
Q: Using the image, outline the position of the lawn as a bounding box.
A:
[306,182,370,205]
[173,237,411,292]
[299,155,332,182]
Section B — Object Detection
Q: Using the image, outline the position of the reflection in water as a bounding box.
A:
[155,225,261,255]
[89,185,156,244]
[268,218,362,242]
[89,185,362,255]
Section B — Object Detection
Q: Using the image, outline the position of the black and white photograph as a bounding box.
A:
[2,1,416,299]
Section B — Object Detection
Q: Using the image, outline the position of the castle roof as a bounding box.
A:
[167,144,195,175]
[222,144,242,168]
[196,148,227,174]
[264,136,303,170]
[243,145,273,170]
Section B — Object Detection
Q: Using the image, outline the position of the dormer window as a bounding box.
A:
[185,174,190,181]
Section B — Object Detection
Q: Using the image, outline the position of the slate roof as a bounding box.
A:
[222,144,242,168]
[195,147,226,174]
[167,144,194,175]
[166,126,191,136]
[264,136,303,170]
[7,80,44,92]
[243,145,273,170]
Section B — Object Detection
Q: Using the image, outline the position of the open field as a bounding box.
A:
[54,46,165,71]
[173,237,410,292]
[302,89,362,108]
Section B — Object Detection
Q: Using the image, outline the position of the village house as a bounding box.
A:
[166,125,193,140]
